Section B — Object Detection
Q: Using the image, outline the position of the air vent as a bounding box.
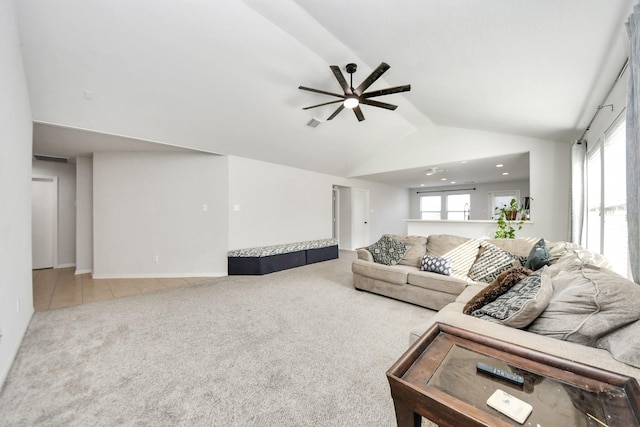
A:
[305,118,321,128]
[33,154,69,163]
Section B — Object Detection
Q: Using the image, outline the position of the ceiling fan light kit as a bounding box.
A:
[299,62,411,122]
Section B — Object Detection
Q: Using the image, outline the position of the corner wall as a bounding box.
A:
[93,152,229,277]
[0,0,35,387]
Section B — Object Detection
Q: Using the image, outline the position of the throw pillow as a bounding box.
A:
[527,265,640,345]
[468,242,522,283]
[596,320,640,368]
[524,238,551,271]
[426,235,482,280]
[420,254,453,276]
[365,236,409,266]
[472,267,553,328]
[463,266,532,315]
[385,234,428,268]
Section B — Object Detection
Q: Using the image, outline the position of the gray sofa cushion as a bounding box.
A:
[596,320,640,368]
[527,265,640,345]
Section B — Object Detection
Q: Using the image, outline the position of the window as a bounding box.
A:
[489,190,521,220]
[447,194,470,220]
[586,118,627,276]
[420,196,441,220]
[420,193,471,220]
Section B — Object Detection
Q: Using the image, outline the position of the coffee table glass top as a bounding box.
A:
[424,344,629,426]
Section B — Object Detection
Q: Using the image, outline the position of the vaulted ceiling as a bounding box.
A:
[18,0,635,186]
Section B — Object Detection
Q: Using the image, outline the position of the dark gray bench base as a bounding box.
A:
[228,244,339,275]
[228,251,307,275]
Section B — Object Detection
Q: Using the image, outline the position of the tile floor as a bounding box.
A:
[32,267,212,311]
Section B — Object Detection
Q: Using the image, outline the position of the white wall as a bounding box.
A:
[227,156,410,250]
[93,152,228,277]
[32,159,77,267]
[0,0,34,387]
[75,157,93,274]
[353,127,571,242]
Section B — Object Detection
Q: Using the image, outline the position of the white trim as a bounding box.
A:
[91,272,227,279]
[75,269,92,275]
[31,175,58,269]
[56,263,75,269]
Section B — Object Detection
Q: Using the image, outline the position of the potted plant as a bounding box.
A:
[494,198,524,239]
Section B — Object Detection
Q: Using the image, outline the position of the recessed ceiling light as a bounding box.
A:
[451,181,456,184]
[502,172,509,175]
[496,164,504,168]
[441,178,447,181]
[420,184,425,187]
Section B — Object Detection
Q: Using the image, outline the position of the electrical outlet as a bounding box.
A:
[153,255,159,263]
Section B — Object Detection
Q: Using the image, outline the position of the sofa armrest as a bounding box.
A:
[356,248,374,262]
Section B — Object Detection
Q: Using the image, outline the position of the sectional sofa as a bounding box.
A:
[352,234,640,379]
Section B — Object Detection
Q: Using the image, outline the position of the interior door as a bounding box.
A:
[32,177,56,269]
[352,188,370,249]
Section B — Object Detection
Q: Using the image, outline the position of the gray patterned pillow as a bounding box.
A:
[366,236,409,265]
[472,267,552,328]
[468,242,522,283]
[420,254,453,275]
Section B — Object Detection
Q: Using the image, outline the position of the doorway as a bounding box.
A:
[333,185,370,250]
[32,176,58,269]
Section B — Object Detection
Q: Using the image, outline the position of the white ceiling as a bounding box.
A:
[17,0,635,187]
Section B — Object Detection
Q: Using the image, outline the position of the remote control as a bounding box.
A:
[486,389,533,424]
[476,362,525,386]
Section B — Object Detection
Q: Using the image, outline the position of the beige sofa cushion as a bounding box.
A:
[426,234,481,280]
[385,234,427,268]
[407,270,468,295]
[351,258,415,285]
[488,237,539,257]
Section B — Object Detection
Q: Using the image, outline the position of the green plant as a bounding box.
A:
[494,198,524,239]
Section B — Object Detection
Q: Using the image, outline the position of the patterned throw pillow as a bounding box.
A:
[420,255,453,275]
[468,242,522,283]
[366,236,409,266]
[472,267,552,328]
[463,266,532,315]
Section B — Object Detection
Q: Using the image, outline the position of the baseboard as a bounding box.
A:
[91,272,227,279]
[55,263,76,269]
[74,269,92,275]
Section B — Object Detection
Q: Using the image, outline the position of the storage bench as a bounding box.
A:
[227,238,339,275]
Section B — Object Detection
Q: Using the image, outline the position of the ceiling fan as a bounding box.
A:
[298,62,411,122]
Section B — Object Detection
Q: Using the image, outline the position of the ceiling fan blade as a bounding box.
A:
[353,105,365,121]
[360,98,398,111]
[327,104,345,120]
[330,66,352,95]
[298,86,345,98]
[362,84,411,98]
[302,99,344,110]
[353,62,390,95]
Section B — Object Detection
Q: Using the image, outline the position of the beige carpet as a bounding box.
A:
[0,251,435,426]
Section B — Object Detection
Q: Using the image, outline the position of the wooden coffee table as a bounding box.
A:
[387,322,640,427]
